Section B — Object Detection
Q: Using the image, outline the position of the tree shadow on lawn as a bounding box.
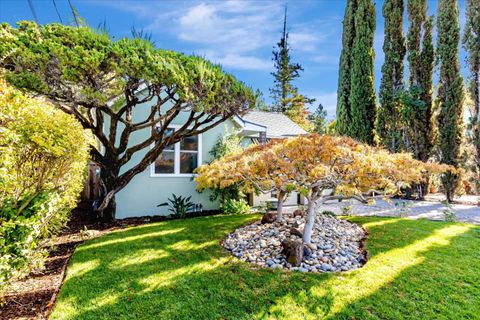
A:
[330,219,480,319]
[50,215,479,320]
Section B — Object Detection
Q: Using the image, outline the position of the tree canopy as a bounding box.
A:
[196,134,451,243]
[436,0,465,202]
[0,21,256,220]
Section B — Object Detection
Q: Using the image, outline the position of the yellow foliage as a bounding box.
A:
[195,134,453,198]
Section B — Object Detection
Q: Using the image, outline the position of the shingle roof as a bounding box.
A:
[240,111,307,138]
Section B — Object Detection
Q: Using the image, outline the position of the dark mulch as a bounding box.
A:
[0,202,113,320]
[0,203,223,320]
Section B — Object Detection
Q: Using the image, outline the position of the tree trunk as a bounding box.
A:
[276,190,286,222]
[418,179,429,200]
[302,197,317,244]
[98,195,116,222]
[96,166,119,222]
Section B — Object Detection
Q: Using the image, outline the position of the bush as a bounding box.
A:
[0,78,90,298]
[222,198,250,215]
[320,210,336,217]
[157,194,195,219]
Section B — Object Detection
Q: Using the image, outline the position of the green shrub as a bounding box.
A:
[221,198,250,215]
[0,78,90,298]
[321,210,336,217]
[157,194,195,219]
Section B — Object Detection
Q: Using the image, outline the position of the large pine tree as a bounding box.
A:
[349,0,377,144]
[377,0,406,152]
[336,0,357,136]
[463,0,480,191]
[270,6,313,127]
[437,0,465,202]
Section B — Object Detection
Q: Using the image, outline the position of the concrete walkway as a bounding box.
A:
[316,198,480,225]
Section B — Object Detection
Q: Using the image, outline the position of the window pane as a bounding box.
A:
[157,127,175,150]
[180,152,198,173]
[155,151,175,174]
[180,135,198,151]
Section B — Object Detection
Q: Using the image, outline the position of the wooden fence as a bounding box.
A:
[80,163,101,201]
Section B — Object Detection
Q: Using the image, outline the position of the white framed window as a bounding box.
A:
[150,125,202,177]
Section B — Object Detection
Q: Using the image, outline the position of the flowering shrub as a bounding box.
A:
[0,78,90,298]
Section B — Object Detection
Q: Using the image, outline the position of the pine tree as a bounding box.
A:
[270,7,313,116]
[463,0,480,191]
[336,0,357,136]
[377,0,406,152]
[349,0,377,144]
[308,104,328,134]
[437,0,465,202]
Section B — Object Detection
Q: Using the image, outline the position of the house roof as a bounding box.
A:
[238,111,307,138]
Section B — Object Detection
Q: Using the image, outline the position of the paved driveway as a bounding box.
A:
[316,198,480,225]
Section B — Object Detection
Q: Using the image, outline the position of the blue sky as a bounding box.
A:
[0,0,469,119]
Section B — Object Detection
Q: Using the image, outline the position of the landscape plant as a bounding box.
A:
[157,194,195,219]
[0,22,256,221]
[0,77,89,298]
[196,134,452,244]
[207,127,244,207]
[269,7,314,129]
[196,140,295,222]
[463,0,480,192]
[377,0,406,153]
[436,0,465,202]
[222,198,251,215]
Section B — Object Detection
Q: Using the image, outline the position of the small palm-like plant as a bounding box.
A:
[158,194,195,219]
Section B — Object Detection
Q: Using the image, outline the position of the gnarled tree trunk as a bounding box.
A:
[276,190,287,222]
[302,196,318,244]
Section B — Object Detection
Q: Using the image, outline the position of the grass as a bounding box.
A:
[50,214,480,320]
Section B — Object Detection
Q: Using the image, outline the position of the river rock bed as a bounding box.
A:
[223,213,367,273]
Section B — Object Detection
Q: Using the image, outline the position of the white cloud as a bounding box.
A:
[206,52,272,71]
[94,1,333,72]
[173,2,281,53]
[289,32,320,52]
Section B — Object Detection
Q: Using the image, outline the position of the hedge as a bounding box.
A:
[0,77,90,298]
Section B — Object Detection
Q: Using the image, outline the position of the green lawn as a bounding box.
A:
[50,214,480,320]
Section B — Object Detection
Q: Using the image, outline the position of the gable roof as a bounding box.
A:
[238,111,307,138]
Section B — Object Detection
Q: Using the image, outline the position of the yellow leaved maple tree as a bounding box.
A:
[196,134,452,243]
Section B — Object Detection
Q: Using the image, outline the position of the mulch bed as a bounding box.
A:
[0,202,113,320]
[0,203,223,320]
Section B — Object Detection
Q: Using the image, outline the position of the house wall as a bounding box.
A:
[107,94,237,219]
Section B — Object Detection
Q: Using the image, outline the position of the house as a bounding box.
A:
[113,104,306,219]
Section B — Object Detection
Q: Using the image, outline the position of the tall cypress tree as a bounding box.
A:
[270,7,313,128]
[349,0,377,144]
[463,0,480,190]
[336,0,357,136]
[377,0,406,152]
[406,0,435,163]
[437,0,465,202]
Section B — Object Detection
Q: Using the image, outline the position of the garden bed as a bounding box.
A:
[222,212,368,272]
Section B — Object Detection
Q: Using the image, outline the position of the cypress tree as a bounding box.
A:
[336,0,357,136]
[349,0,377,144]
[377,0,406,152]
[401,0,435,198]
[407,0,435,162]
[437,0,465,202]
[463,0,480,191]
